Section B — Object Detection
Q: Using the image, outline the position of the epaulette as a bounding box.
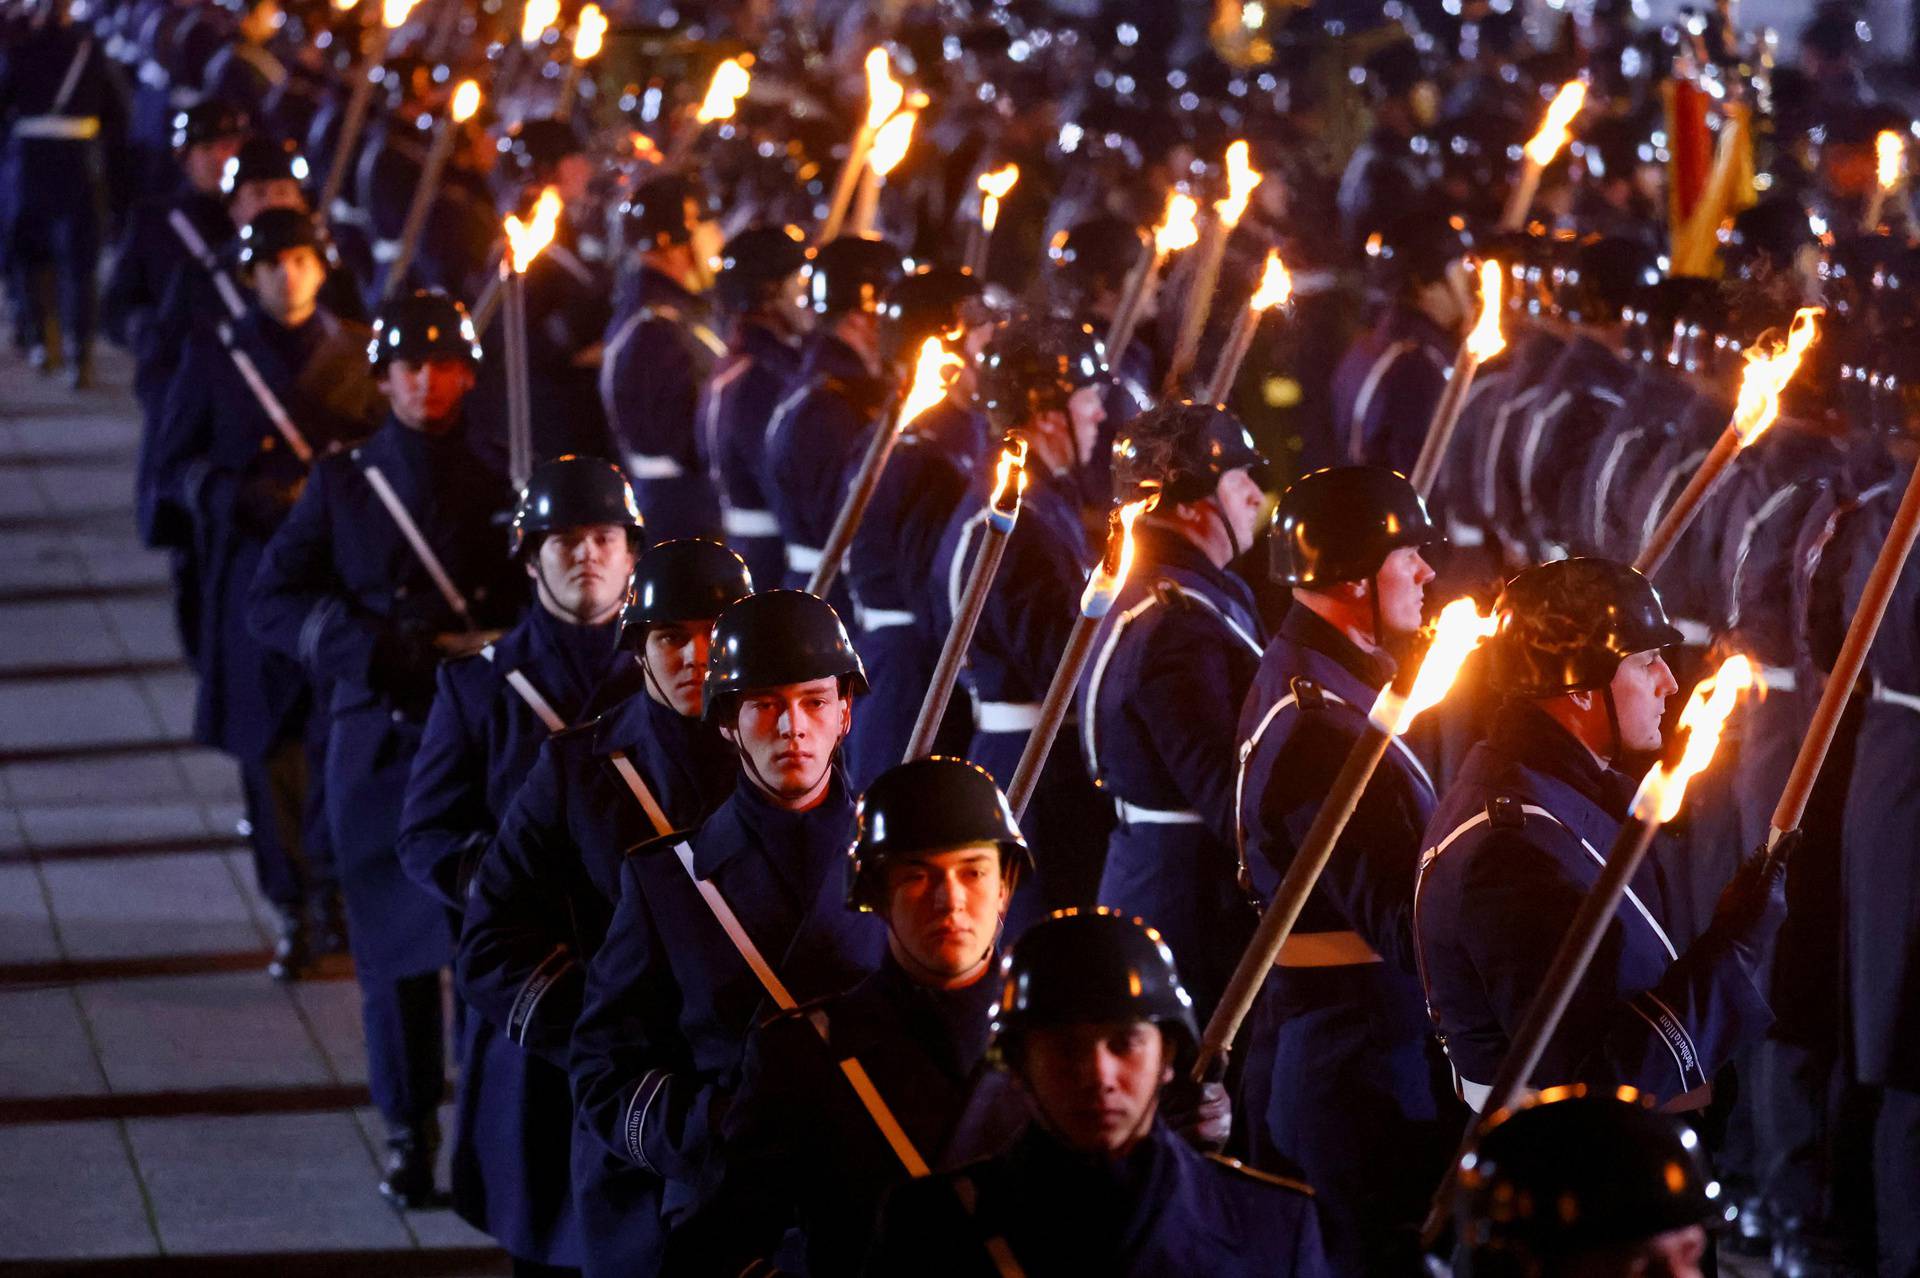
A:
[1204,1154,1315,1196]
[1288,675,1326,711]
[1150,578,1188,610]
[1487,795,1525,830]
[621,828,695,860]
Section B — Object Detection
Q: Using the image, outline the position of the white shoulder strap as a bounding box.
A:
[480,646,568,733]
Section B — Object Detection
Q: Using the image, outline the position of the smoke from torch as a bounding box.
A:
[1633,655,1756,823]
[1731,307,1822,445]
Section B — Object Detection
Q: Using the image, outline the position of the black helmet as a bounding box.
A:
[1458,1086,1723,1278]
[1720,195,1817,282]
[987,908,1199,1071]
[1358,39,1429,105]
[1366,206,1470,299]
[878,268,985,370]
[236,208,327,270]
[221,135,310,198]
[802,236,907,316]
[1046,216,1147,312]
[713,224,808,313]
[171,99,248,152]
[368,288,482,369]
[1489,558,1683,698]
[703,590,868,721]
[1558,235,1665,327]
[620,174,701,250]
[976,316,1109,433]
[509,455,644,559]
[505,118,584,185]
[847,757,1031,912]
[1271,467,1435,586]
[1112,401,1267,505]
[619,539,755,650]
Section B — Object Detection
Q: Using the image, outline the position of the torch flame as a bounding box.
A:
[1153,192,1201,254]
[1081,496,1160,617]
[381,0,416,29]
[333,0,359,12]
[519,0,558,44]
[1368,597,1499,736]
[978,163,1020,234]
[1877,130,1905,192]
[989,434,1029,515]
[863,47,904,131]
[571,3,606,60]
[899,337,965,431]
[1467,259,1508,363]
[868,109,917,178]
[1523,79,1588,167]
[1632,655,1756,823]
[696,56,751,124]
[1215,139,1263,228]
[450,79,481,124]
[1250,250,1293,311]
[504,186,562,274]
[1731,307,1822,446]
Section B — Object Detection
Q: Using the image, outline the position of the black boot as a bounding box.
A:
[311,893,349,956]
[378,1120,441,1209]
[266,909,310,982]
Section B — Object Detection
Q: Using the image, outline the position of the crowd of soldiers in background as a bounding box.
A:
[4,0,1920,1274]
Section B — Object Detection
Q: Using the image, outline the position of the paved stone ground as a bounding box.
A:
[0,344,505,1276]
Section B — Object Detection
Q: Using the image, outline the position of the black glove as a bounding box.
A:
[369,626,440,718]
[1704,833,1792,964]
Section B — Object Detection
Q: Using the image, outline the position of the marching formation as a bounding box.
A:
[7,0,1920,1273]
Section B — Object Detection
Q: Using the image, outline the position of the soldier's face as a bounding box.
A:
[253,247,326,323]
[1213,468,1265,553]
[1560,1223,1707,1278]
[184,139,242,194]
[1607,649,1678,754]
[642,619,714,718]
[881,844,1008,985]
[1018,1020,1170,1156]
[1373,545,1435,636]
[381,356,476,433]
[1068,383,1107,464]
[553,153,593,205]
[725,677,849,808]
[529,524,637,626]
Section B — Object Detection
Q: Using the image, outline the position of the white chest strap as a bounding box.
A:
[217,323,314,462]
[480,647,567,733]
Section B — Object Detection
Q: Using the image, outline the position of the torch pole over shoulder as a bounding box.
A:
[1105,192,1200,367]
[319,0,420,227]
[1408,259,1507,497]
[381,79,481,305]
[1203,250,1291,404]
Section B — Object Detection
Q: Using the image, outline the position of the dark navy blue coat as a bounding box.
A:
[700,317,798,589]
[1079,526,1265,1015]
[568,775,885,1228]
[666,954,1029,1277]
[863,1120,1331,1278]
[396,605,621,1265]
[103,186,229,355]
[600,265,725,541]
[1329,302,1453,476]
[763,331,889,596]
[152,306,382,760]
[248,415,524,976]
[456,682,736,1278]
[1233,604,1456,1276]
[930,467,1111,908]
[1415,702,1774,1106]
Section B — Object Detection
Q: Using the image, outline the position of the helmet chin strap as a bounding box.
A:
[1601,685,1625,765]
[731,713,846,809]
[1205,496,1242,563]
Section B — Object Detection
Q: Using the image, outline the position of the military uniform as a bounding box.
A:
[701,315,798,589]
[1329,301,1453,475]
[764,329,888,597]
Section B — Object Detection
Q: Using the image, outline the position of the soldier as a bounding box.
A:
[0,0,119,386]
[844,266,997,785]
[864,908,1330,1278]
[151,208,384,981]
[600,174,727,541]
[1082,402,1267,1018]
[666,756,1036,1276]
[701,223,809,589]
[198,0,285,118]
[1454,1086,1726,1278]
[248,288,526,1207]
[930,315,1113,910]
[568,590,884,1238]
[764,235,904,596]
[397,454,643,1274]
[1414,559,1781,1112]
[1233,465,1456,1276]
[457,537,748,1278]
[1044,215,1156,419]
[1335,40,1437,256]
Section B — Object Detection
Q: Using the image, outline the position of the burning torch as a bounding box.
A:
[1105,191,1200,367]
[502,186,563,491]
[1409,258,1508,496]
[663,55,752,170]
[380,78,481,304]
[1863,129,1906,232]
[1204,250,1292,404]
[553,3,607,119]
[905,435,1030,763]
[1164,140,1263,395]
[820,48,904,243]
[965,163,1020,276]
[852,106,917,238]
[1636,307,1821,577]
[807,337,964,599]
[1499,79,1587,233]
[1193,598,1499,1082]
[1004,495,1159,817]
[318,0,419,228]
